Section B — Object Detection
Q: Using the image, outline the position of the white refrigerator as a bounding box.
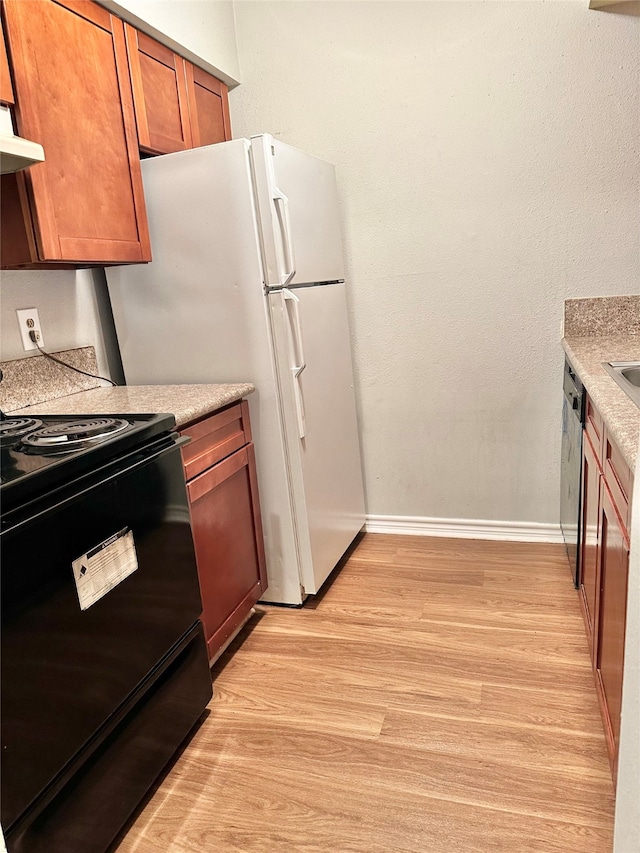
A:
[106,134,366,606]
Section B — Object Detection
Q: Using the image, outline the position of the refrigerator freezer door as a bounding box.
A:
[106,140,305,606]
[268,283,366,595]
[251,134,345,288]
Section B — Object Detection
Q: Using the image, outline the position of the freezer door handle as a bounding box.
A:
[283,288,306,439]
[273,188,296,286]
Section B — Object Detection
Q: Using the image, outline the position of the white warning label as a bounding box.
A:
[72,527,139,611]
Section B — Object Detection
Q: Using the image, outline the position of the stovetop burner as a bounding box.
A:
[0,417,44,444]
[20,417,131,454]
[1,412,177,510]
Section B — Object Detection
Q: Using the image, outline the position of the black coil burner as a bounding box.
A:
[20,418,130,454]
[1,413,176,504]
[0,417,44,445]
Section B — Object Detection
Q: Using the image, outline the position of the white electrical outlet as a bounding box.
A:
[16,307,44,352]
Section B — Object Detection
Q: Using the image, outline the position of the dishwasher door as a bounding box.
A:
[560,359,585,587]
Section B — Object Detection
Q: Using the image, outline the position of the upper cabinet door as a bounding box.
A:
[0,17,14,105]
[2,0,150,265]
[124,25,192,156]
[185,63,231,147]
[123,26,231,157]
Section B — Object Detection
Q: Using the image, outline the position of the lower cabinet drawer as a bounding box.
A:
[181,401,251,482]
[604,429,633,535]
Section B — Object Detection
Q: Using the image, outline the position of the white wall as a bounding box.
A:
[231,0,640,525]
[0,269,118,382]
[98,0,241,85]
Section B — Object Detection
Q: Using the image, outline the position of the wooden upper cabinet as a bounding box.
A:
[1,0,150,267]
[124,25,192,155]
[125,25,231,156]
[185,63,231,148]
[0,17,14,104]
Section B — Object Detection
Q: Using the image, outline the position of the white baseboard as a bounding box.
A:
[364,514,564,544]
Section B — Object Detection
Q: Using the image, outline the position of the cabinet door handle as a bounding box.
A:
[283,288,306,439]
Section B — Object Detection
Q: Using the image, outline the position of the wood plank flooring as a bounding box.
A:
[114,534,614,853]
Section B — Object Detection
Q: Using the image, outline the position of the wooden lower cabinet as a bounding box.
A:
[180,402,267,663]
[594,482,630,780]
[578,391,632,781]
[579,431,601,645]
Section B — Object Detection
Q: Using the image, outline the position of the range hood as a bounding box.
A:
[0,104,45,174]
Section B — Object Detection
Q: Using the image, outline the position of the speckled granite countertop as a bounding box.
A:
[562,334,640,471]
[18,384,255,429]
[0,348,102,413]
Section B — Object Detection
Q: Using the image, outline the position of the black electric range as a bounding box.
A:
[1,412,212,853]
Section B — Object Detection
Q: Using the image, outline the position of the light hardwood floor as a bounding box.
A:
[114,534,614,853]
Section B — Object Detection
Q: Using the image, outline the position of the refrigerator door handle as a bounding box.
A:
[283,288,306,439]
[273,188,296,287]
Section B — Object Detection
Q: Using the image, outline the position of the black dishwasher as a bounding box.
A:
[560,359,586,587]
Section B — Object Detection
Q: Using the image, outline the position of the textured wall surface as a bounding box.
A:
[0,270,115,381]
[231,0,640,524]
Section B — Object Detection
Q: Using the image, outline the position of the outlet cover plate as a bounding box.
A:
[16,307,44,352]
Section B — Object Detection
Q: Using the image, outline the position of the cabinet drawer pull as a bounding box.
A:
[186,446,248,504]
[181,402,251,481]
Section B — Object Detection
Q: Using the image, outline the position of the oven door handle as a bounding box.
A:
[2,436,189,534]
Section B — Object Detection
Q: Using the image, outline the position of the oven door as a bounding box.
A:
[1,436,204,833]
